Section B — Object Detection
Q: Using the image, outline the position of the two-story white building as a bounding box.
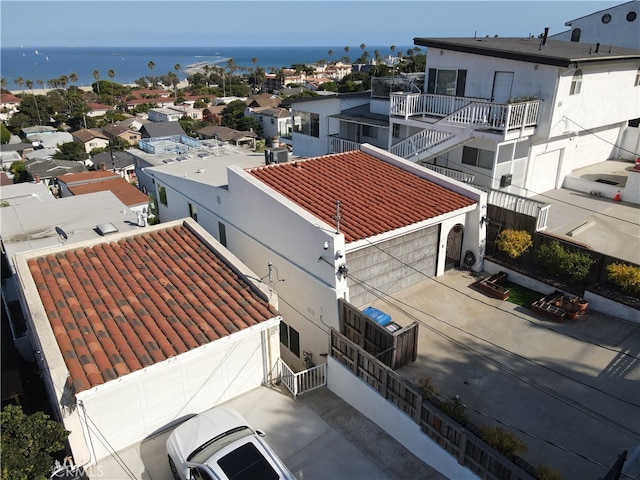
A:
[134,140,485,371]
[295,37,640,201]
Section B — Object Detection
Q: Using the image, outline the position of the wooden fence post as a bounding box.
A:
[457,429,467,465]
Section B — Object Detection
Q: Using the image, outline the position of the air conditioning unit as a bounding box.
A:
[265,147,289,165]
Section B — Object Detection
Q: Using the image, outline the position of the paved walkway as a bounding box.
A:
[369,269,640,480]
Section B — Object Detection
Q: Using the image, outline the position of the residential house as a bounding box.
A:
[0,92,21,121]
[71,128,110,154]
[245,93,282,109]
[117,116,150,132]
[0,186,143,358]
[148,105,202,122]
[26,131,73,150]
[298,37,640,201]
[102,124,142,147]
[245,106,297,147]
[25,157,86,188]
[550,1,640,49]
[196,125,257,149]
[136,144,484,370]
[12,218,282,465]
[139,121,187,139]
[86,102,115,117]
[54,170,149,213]
[91,150,137,182]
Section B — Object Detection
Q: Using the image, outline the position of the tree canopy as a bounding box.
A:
[53,142,89,162]
[1,404,70,480]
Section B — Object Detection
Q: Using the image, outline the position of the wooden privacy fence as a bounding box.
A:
[329,329,537,480]
[338,299,418,370]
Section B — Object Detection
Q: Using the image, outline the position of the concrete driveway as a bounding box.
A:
[94,385,449,480]
[368,269,640,480]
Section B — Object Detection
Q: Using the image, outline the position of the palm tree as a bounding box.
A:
[251,57,258,95]
[328,49,334,64]
[173,64,181,100]
[359,43,366,59]
[26,79,42,124]
[148,60,155,72]
[1,78,6,90]
[14,77,24,90]
[93,70,101,93]
[69,72,78,86]
[58,75,69,90]
[107,69,115,105]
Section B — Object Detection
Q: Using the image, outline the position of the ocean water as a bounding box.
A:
[1,45,413,88]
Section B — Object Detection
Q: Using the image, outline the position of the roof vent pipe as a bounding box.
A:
[542,27,549,45]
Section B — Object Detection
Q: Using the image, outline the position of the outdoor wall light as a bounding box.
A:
[481,216,491,226]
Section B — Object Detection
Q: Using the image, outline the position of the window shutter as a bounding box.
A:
[456,70,467,97]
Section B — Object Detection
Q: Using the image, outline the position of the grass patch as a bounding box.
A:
[505,281,542,308]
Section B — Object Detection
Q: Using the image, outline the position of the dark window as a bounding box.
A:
[426,69,467,96]
[570,70,582,96]
[601,13,611,23]
[627,11,637,22]
[461,146,494,170]
[218,222,227,247]
[280,321,300,357]
[570,28,581,42]
[296,111,319,137]
[158,185,167,206]
[189,203,198,222]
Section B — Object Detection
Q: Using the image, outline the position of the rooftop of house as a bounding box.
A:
[197,125,257,141]
[23,219,279,393]
[140,121,187,139]
[71,129,109,143]
[247,150,477,243]
[25,157,86,178]
[56,171,148,207]
[1,190,142,268]
[413,36,640,66]
[91,150,136,170]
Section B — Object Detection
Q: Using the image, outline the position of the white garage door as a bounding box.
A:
[530,149,561,195]
[79,331,266,461]
[346,225,439,307]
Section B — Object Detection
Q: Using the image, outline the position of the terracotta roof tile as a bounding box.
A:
[27,223,278,394]
[247,151,477,243]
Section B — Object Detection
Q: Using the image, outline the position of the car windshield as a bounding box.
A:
[217,442,279,480]
[188,426,253,464]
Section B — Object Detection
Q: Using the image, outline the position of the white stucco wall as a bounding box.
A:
[328,356,480,480]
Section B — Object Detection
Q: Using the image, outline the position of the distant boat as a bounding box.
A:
[35,49,39,54]
[46,56,49,61]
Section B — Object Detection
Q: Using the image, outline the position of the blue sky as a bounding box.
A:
[1,1,622,48]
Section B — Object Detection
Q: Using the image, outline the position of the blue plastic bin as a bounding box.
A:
[363,306,392,326]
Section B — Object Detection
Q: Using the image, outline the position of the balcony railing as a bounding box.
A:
[278,358,327,397]
[329,136,361,154]
[390,93,541,134]
[421,164,475,183]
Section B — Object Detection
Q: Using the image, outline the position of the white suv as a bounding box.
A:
[166,407,296,480]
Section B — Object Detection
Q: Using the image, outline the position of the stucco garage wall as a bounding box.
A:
[346,225,439,307]
[76,322,277,462]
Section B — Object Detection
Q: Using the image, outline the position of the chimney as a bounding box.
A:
[100,163,106,171]
[542,27,549,46]
[34,174,40,183]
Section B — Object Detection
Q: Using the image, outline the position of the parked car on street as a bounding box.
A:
[166,406,296,480]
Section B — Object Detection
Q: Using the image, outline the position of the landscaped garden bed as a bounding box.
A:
[473,271,510,300]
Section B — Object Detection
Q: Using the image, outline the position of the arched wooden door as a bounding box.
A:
[445,224,464,270]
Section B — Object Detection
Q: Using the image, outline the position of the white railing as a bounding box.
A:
[278,359,327,397]
[390,129,454,159]
[486,189,550,231]
[328,136,361,154]
[421,164,475,183]
[390,93,541,134]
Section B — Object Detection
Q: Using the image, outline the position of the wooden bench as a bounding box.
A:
[474,271,510,301]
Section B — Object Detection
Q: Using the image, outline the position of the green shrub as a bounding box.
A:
[606,262,640,294]
[440,396,469,425]
[536,241,595,281]
[481,426,528,458]
[495,229,533,259]
[535,464,564,480]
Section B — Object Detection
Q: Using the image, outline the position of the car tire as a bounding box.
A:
[168,456,180,480]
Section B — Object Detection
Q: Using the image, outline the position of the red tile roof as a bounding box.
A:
[248,151,476,243]
[56,172,148,207]
[27,222,279,393]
